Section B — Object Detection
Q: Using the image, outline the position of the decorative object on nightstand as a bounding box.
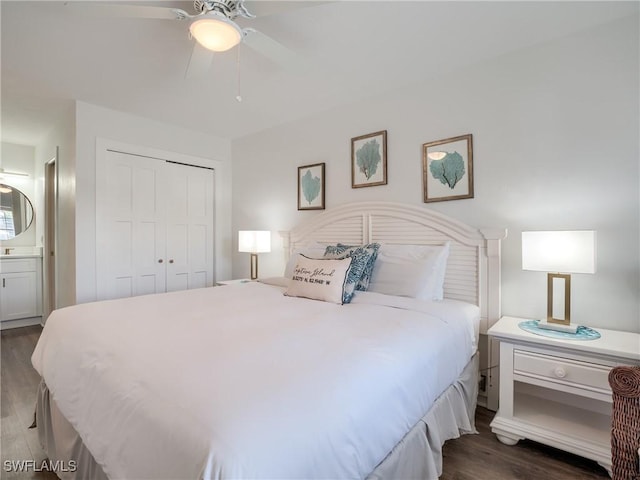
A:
[238,230,271,280]
[522,230,596,334]
[488,316,640,475]
[517,320,601,341]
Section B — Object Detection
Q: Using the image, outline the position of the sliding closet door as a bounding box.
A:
[97,149,215,300]
[97,151,167,299]
[165,162,215,292]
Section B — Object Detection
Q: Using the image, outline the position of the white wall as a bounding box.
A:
[74,102,233,304]
[232,16,639,333]
[35,105,77,309]
[0,142,37,248]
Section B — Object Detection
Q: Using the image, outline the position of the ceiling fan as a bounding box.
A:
[69,0,304,78]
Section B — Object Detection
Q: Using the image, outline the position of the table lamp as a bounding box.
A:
[238,230,271,280]
[522,230,596,333]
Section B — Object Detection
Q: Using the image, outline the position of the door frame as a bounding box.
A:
[43,151,58,322]
[95,138,228,299]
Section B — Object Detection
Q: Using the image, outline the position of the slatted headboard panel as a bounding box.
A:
[281,202,506,333]
[370,215,479,305]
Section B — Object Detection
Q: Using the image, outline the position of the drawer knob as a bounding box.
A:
[554,367,567,378]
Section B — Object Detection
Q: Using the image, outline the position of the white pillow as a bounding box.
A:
[368,243,450,300]
[416,243,450,301]
[258,277,290,288]
[284,242,327,279]
[284,255,353,304]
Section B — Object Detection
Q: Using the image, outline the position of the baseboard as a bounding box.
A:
[1,317,43,330]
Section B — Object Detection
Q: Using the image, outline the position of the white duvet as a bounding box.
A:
[32,281,478,479]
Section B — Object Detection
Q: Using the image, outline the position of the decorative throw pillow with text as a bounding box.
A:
[284,255,353,304]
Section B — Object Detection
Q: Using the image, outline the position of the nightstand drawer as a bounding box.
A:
[514,350,611,395]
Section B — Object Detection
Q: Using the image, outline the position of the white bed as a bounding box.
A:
[32,201,506,479]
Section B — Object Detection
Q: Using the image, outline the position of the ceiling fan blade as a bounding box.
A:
[245,1,331,18]
[184,42,215,79]
[67,3,188,20]
[242,28,304,71]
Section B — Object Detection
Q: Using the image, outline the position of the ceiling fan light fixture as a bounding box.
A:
[427,151,447,161]
[189,13,242,52]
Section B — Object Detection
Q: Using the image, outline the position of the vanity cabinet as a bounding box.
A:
[0,256,42,326]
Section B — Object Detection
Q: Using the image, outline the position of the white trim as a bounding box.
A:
[0,316,42,330]
[95,137,222,171]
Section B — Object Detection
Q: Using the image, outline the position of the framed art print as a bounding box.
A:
[298,163,325,210]
[351,130,387,188]
[422,134,473,202]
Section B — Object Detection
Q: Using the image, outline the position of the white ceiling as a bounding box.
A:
[2,1,638,145]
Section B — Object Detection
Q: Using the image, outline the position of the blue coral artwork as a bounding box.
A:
[423,134,474,203]
[351,130,387,188]
[429,152,465,189]
[301,170,320,203]
[298,163,325,210]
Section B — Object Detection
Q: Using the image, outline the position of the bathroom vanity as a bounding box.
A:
[1,181,43,329]
[0,253,43,329]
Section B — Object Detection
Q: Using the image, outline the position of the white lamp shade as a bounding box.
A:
[522,231,596,274]
[238,231,271,253]
[189,14,242,52]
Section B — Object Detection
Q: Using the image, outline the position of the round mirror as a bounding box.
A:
[0,184,34,240]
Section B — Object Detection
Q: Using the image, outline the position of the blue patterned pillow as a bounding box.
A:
[323,243,380,301]
[336,243,380,291]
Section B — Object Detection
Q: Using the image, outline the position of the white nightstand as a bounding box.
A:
[488,316,640,475]
[215,279,252,286]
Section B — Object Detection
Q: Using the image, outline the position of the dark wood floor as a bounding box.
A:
[441,408,609,479]
[2,325,610,479]
[1,326,55,479]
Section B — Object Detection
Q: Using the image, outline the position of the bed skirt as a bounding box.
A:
[36,353,478,480]
[367,352,479,480]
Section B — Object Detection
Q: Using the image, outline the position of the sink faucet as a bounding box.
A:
[4,248,14,255]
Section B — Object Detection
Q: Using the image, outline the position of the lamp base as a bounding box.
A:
[250,253,258,280]
[537,319,579,334]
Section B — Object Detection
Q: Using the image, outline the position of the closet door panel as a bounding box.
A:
[188,168,214,287]
[109,220,134,298]
[190,224,208,289]
[97,151,167,300]
[139,274,162,296]
[166,163,214,291]
[134,166,159,216]
[97,148,215,301]
[114,277,133,300]
[137,222,159,267]
[166,223,188,292]
[113,164,133,213]
[133,165,166,295]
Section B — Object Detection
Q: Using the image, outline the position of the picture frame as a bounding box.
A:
[298,163,325,210]
[351,130,387,188]
[422,134,473,203]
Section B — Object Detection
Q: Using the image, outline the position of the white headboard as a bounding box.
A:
[280,202,507,333]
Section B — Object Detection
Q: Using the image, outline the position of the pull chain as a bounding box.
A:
[235,46,242,103]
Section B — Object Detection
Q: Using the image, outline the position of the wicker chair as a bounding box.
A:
[609,366,640,480]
